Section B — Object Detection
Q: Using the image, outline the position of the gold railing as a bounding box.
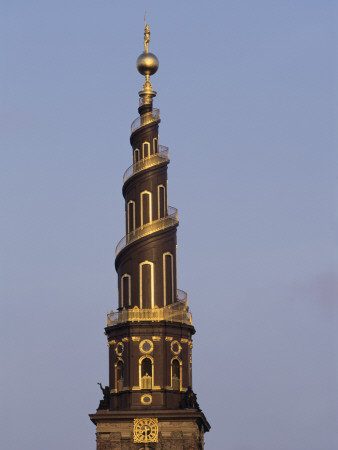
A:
[131,108,160,135]
[107,298,192,326]
[115,206,178,257]
[123,146,169,184]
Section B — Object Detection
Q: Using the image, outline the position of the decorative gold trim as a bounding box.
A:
[139,339,154,354]
[132,336,141,342]
[122,337,129,342]
[132,386,141,391]
[152,336,161,341]
[107,339,116,347]
[180,338,188,343]
[165,336,173,341]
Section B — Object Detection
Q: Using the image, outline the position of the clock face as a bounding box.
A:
[133,418,158,443]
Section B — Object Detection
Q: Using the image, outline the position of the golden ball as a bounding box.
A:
[136,52,159,76]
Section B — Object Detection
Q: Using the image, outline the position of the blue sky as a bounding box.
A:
[1,1,337,449]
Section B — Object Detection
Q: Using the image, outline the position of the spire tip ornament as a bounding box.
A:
[136,20,159,106]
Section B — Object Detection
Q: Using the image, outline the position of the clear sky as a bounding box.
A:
[1,1,337,449]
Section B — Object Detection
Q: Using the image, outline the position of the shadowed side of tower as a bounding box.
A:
[89,22,210,449]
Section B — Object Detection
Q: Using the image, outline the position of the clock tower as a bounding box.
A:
[89,23,210,449]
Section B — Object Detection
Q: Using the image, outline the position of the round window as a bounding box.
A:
[139,339,153,354]
[141,394,152,405]
[170,340,182,355]
[115,342,124,356]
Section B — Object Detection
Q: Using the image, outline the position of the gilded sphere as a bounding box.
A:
[136,52,159,76]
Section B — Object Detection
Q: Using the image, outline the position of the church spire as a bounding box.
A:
[89,21,210,448]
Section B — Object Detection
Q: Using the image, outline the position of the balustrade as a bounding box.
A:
[107,299,192,326]
[123,146,169,184]
[115,206,178,257]
[131,109,160,134]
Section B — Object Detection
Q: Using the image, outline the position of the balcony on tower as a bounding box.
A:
[131,108,160,135]
[115,206,178,258]
[123,145,169,184]
[106,289,192,326]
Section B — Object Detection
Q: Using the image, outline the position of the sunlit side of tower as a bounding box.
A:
[89,23,210,449]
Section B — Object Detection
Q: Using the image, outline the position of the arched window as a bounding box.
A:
[139,261,154,309]
[153,138,158,154]
[115,359,124,392]
[127,200,135,233]
[157,185,166,219]
[121,274,131,308]
[141,191,152,226]
[171,358,181,391]
[134,148,140,163]
[143,142,150,159]
[163,252,174,306]
[140,357,153,389]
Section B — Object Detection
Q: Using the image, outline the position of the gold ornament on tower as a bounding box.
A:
[136,21,159,106]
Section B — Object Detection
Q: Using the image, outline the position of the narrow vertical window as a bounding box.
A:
[141,191,152,226]
[139,261,154,309]
[116,360,124,392]
[121,274,131,308]
[140,357,153,389]
[153,138,158,154]
[134,148,140,163]
[157,185,166,219]
[127,200,135,233]
[171,359,181,390]
[163,252,174,306]
[143,142,150,159]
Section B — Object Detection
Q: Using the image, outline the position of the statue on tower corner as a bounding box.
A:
[97,382,111,410]
[180,386,201,411]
